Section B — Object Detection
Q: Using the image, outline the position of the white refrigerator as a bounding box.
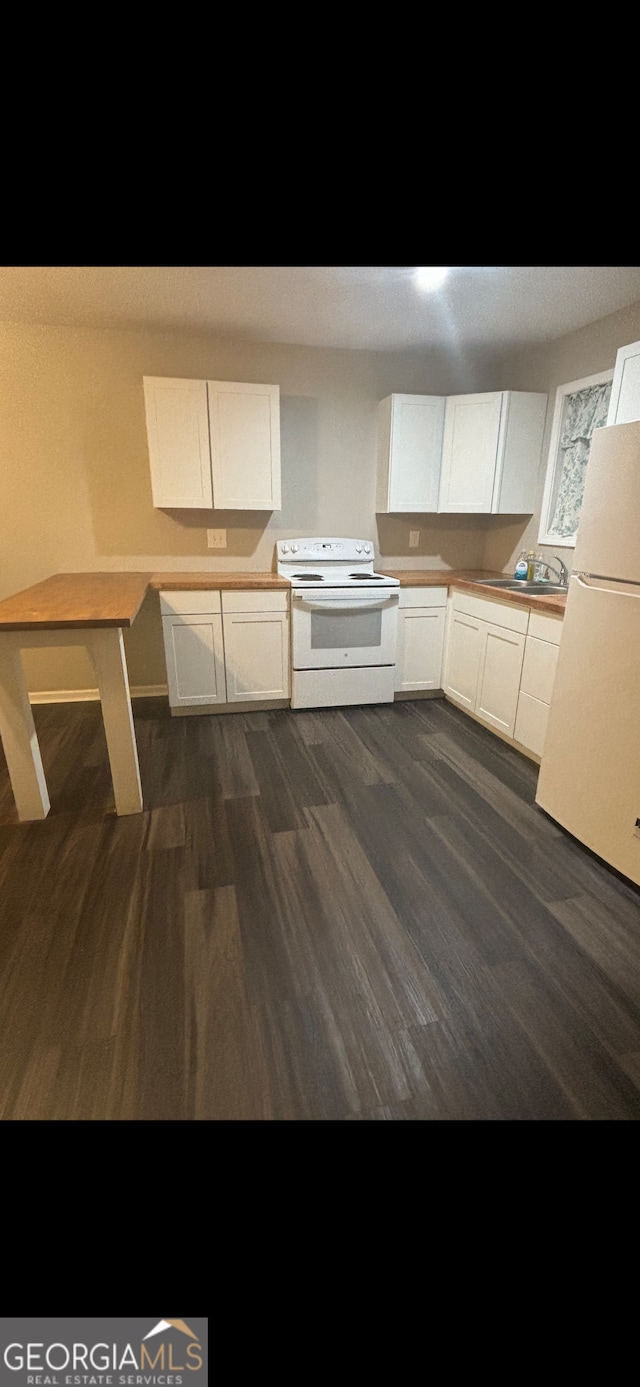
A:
[535,419,640,886]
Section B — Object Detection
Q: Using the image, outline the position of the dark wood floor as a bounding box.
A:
[1,694,640,1120]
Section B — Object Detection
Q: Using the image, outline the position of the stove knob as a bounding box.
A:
[290,543,299,553]
[355,544,363,553]
[281,544,289,553]
[364,544,372,554]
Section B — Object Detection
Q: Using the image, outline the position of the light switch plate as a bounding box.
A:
[409,530,420,548]
[207,529,227,549]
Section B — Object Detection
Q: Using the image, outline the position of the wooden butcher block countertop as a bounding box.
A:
[380,569,567,616]
[0,572,153,630]
[150,571,290,590]
[0,567,566,632]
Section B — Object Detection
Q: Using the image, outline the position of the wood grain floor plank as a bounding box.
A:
[303,802,445,1030]
[492,960,640,1120]
[224,795,306,1006]
[184,885,273,1120]
[420,730,561,845]
[244,730,303,832]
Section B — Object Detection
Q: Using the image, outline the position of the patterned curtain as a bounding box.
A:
[549,381,612,538]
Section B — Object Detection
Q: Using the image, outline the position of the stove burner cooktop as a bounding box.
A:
[350,573,384,580]
[292,573,324,581]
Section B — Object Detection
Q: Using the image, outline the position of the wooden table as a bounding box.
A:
[0,573,151,820]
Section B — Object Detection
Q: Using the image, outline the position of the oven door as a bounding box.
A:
[291,588,399,669]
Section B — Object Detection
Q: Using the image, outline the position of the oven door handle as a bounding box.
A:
[293,594,399,613]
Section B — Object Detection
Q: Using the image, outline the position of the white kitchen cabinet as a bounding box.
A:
[208,381,281,509]
[394,586,447,692]
[160,588,289,711]
[160,591,226,708]
[514,609,563,756]
[376,394,446,513]
[475,622,525,737]
[438,391,548,515]
[143,376,281,510]
[144,378,213,508]
[222,591,289,702]
[607,340,640,424]
[443,609,484,710]
[444,590,528,734]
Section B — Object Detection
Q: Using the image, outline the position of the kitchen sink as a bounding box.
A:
[474,578,569,594]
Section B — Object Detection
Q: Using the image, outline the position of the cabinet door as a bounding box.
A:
[143,377,213,508]
[377,394,445,512]
[519,634,560,704]
[514,692,550,757]
[607,340,640,424]
[476,622,525,736]
[208,381,281,509]
[492,392,548,513]
[443,609,484,709]
[223,611,290,702]
[162,614,226,707]
[438,393,503,513]
[395,607,446,691]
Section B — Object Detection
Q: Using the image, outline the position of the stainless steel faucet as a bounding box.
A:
[537,554,569,584]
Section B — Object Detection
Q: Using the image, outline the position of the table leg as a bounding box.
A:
[0,637,50,820]
[88,628,143,815]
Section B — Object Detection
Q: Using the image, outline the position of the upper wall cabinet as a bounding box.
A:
[143,376,281,510]
[607,340,640,425]
[376,389,547,516]
[376,394,446,513]
[438,391,548,515]
[143,377,213,508]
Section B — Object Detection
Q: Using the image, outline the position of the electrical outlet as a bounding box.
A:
[409,530,420,548]
[207,529,227,549]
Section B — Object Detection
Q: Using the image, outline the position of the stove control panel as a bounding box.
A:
[277,538,373,562]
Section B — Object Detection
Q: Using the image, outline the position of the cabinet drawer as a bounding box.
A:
[451,589,529,633]
[222,589,289,613]
[527,609,563,645]
[399,585,447,608]
[520,635,560,703]
[159,589,222,616]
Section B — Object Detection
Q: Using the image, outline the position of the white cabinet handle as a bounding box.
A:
[294,595,399,613]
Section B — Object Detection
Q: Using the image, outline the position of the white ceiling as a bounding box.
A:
[1,265,640,354]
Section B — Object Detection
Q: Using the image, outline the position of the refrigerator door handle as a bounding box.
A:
[575,574,640,598]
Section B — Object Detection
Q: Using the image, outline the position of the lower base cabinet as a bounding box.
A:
[475,621,526,736]
[161,591,227,708]
[444,591,564,755]
[160,588,289,711]
[395,586,447,692]
[222,591,290,702]
[443,607,483,709]
[513,610,562,755]
[444,591,530,742]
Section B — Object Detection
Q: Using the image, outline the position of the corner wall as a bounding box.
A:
[483,297,640,575]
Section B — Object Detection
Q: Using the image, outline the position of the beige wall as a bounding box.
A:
[0,320,499,693]
[483,298,640,575]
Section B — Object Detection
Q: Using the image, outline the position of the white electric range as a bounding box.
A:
[276,538,400,709]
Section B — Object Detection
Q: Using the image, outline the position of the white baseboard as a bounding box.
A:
[29,684,168,704]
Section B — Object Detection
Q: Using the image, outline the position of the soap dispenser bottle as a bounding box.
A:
[526,549,537,580]
[514,550,528,580]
